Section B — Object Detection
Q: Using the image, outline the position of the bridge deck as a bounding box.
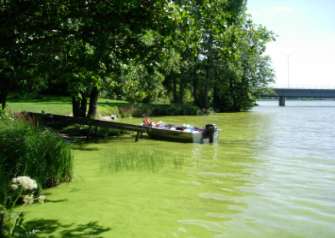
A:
[274,88,335,98]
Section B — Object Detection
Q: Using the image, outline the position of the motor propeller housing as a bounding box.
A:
[203,124,218,143]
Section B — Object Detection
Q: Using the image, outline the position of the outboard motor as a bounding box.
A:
[203,124,217,143]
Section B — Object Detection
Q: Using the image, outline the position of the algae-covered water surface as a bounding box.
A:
[20,101,335,238]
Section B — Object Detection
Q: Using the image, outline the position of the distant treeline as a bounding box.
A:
[0,0,274,117]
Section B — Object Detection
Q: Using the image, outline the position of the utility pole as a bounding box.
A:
[287,54,290,88]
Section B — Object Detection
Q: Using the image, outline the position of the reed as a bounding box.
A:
[0,119,72,205]
[102,149,166,173]
[100,146,187,174]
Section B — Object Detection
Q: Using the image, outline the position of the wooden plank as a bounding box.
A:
[22,112,147,133]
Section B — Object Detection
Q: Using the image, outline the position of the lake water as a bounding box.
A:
[231,100,335,237]
[22,100,335,237]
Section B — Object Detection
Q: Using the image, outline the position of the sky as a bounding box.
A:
[247,0,335,88]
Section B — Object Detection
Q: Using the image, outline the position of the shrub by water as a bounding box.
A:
[0,118,72,205]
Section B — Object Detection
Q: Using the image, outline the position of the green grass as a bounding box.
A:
[7,97,127,116]
[7,97,202,118]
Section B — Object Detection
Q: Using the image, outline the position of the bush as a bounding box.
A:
[118,105,136,118]
[0,119,72,205]
[120,103,204,117]
[0,204,26,238]
[0,109,12,120]
[151,104,203,116]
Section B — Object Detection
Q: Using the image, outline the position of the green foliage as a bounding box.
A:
[0,119,72,205]
[1,0,275,113]
[214,18,275,111]
[0,176,43,238]
[119,62,166,103]
[0,205,30,238]
[117,103,203,117]
[135,104,203,117]
[0,109,11,120]
[0,175,42,238]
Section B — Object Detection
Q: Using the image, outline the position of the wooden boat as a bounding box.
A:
[144,120,219,143]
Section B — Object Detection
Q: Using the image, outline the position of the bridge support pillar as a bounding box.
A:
[279,96,286,106]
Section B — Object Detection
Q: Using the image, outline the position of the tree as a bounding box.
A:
[0,0,275,113]
[0,0,33,109]
[172,0,274,111]
[212,16,275,111]
[60,0,180,117]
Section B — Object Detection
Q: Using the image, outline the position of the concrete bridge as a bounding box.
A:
[273,88,335,106]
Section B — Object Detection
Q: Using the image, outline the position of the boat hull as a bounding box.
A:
[146,127,218,143]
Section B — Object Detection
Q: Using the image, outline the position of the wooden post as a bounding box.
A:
[135,131,141,142]
[279,96,286,106]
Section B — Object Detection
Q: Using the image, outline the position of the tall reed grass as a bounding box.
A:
[101,148,185,173]
[0,118,72,205]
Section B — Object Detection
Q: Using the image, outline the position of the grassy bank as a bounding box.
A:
[7,97,203,118]
[7,97,125,116]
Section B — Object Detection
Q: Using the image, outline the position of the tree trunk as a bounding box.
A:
[213,84,220,111]
[212,68,223,112]
[229,77,238,111]
[192,67,200,107]
[0,91,7,110]
[202,64,210,109]
[172,78,178,103]
[79,96,87,117]
[87,87,99,119]
[0,78,9,110]
[192,84,198,106]
[178,75,185,104]
[203,32,214,110]
[72,97,81,117]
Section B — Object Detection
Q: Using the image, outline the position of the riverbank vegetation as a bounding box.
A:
[7,96,204,118]
[1,0,274,117]
[0,111,73,237]
[0,115,73,204]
